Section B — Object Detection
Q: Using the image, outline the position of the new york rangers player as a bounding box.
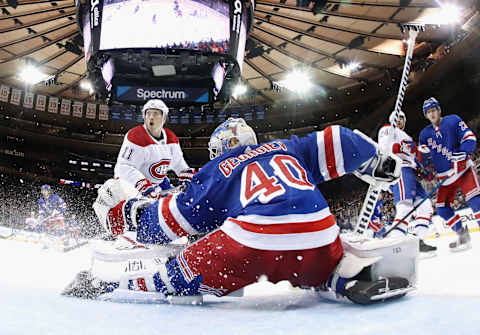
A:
[378,111,436,253]
[114,99,195,199]
[74,119,415,305]
[419,97,479,250]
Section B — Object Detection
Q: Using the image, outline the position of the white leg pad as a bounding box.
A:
[341,234,419,285]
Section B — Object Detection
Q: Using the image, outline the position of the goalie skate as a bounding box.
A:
[344,277,412,305]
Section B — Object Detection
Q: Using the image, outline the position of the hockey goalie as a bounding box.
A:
[64,119,418,306]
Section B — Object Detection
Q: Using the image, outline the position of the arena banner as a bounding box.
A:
[48,97,59,113]
[115,85,210,104]
[23,92,34,109]
[72,101,84,118]
[431,208,479,235]
[86,103,97,119]
[0,85,9,102]
[98,104,109,121]
[35,94,46,111]
[10,88,21,106]
[60,99,72,116]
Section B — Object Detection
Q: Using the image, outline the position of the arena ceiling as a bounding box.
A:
[0,0,478,105]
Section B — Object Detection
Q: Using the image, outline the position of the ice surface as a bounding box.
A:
[0,232,479,335]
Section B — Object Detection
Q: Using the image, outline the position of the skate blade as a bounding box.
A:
[98,289,203,305]
[449,243,472,253]
[370,286,416,301]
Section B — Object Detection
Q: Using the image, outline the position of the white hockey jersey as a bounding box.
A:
[114,125,189,187]
[378,124,417,169]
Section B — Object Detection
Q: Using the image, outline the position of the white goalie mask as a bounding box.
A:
[208,118,258,160]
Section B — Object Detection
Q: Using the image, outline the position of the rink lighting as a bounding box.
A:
[232,84,247,98]
[80,81,93,92]
[18,65,49,85]
[68,160,77,165]
[104,163,113,168]
[92,162,101,167]
[81,161,88,166]
[279,70,313,94]
[346,62,360,72]
[428,1,462,24]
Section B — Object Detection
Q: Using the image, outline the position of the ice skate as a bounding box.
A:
[449,226,472,252]
[419,239,437,258]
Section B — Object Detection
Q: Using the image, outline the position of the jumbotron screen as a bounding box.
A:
[99,0,230,53]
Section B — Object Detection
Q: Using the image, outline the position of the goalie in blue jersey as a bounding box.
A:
[65,119,419,305]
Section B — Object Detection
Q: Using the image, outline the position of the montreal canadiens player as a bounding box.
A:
[378,111,436,253]
[419,97,480,250]
[114,99,195,199]
[38,184,67,240]
[67,119,415,305]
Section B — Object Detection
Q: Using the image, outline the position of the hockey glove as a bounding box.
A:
[399,140,416,155]
[178,168,196,186]
[136,178,172,199]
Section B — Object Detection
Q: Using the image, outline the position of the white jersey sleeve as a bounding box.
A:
[378,124,394,155]
[114,135,148,187]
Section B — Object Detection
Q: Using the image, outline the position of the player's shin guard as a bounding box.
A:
[438,207,462,232]
[413,198,433,239]
[390,201,413,237]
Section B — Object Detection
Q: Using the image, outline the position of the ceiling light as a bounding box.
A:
[346,62,360,73]
[80,80,93,93]
[18,65,50,85]
[232,84,247,98]
[278,70,313,94]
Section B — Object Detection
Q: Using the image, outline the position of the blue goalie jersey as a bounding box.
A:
[137,126,377,250]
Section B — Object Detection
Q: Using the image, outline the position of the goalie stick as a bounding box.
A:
[354,24,425,236]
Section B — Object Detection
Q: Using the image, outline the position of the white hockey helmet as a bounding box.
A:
[389,110,406,127]
[142,99,169,121]
[208,118,258,160]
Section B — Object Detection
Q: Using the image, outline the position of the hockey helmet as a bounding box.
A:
[41,184,51,192]
[208,118,258,160]
[142,99,169,121]
[423,97,441,117]
[389,110,406,127]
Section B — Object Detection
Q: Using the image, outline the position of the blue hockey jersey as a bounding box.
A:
[38,194,66,219]
[372,199,384,221]
[137,126,377,250]
[419,114,477,185]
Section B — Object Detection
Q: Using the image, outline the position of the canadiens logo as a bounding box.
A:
[149,160,170,180]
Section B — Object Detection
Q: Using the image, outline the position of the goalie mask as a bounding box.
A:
[208,118,258,160]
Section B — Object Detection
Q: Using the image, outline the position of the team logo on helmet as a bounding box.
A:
[149,160,170,180]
